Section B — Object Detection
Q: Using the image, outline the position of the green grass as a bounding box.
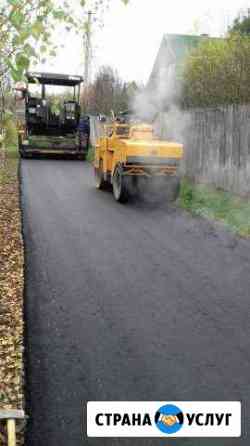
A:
[0,142,18,184]
[0,116,18,183]
[6,142,18,158]
[179,179,250,237]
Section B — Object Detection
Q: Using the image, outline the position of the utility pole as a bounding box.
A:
[83,11,93,111]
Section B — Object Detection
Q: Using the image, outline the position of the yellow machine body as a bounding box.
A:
[94,122,184,203]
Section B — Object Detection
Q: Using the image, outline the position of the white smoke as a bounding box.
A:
[131,63,179,122]
[131,44,190,144]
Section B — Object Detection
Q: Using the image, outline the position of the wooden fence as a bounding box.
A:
[154,105,250,196]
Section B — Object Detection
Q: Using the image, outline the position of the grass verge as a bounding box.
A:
[0,143,24,444]
[179,179,250,237]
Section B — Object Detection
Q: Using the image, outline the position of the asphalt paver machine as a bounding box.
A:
[16,72,89,159]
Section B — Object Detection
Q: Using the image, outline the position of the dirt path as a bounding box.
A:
[0,153,24,444]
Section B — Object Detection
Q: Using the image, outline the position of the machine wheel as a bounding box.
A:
[18,135,25,158]
[77,153,86,161]
[165,176,181,202]
[95,160,108,190]
[112,166,130,203]
[19,149,29,159]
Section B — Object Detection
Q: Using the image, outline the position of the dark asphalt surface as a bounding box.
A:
[21,160,250,446]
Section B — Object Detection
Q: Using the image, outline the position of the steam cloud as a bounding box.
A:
[130,42,191,145]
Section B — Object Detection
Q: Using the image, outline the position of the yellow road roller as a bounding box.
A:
[94,121,183,203]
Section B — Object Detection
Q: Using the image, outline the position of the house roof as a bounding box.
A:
[163,33,220,65]
[148,33,221,86]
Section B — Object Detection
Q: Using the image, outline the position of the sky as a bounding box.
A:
[36,0,250,85]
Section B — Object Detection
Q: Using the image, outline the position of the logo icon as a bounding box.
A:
[155,404,184,434]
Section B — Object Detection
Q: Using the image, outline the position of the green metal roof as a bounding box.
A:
[148,33,221,87]
[163,33,220,65]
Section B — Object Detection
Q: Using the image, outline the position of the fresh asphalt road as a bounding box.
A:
[21,159,250,446]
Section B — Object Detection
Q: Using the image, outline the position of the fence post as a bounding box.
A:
[7,419,16,446]
[0,410,25,446]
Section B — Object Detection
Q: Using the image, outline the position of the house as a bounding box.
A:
[147,33,218,109]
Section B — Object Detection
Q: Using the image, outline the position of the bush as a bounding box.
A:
[182,34,250,107]
[2,112,18,147]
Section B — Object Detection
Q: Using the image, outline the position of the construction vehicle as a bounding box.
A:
[15,72,90,158]
[94,119,183,203]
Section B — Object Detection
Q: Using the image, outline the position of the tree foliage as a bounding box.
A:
[0,0,75,82]
[0,0,129,83]
[0,0,129,133]
[182,35,250,107]
[84,65,138,115]
[230,10,250,35]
